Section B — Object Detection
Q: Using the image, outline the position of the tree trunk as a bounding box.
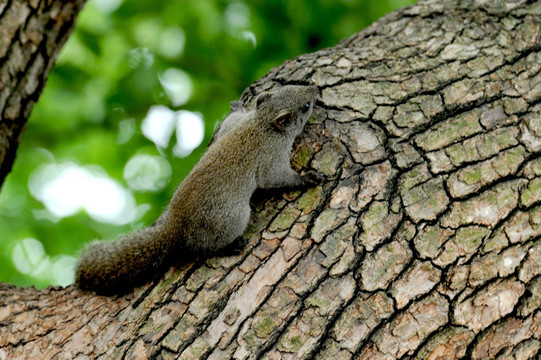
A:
[0,0,85,187]
[1,0,540,359]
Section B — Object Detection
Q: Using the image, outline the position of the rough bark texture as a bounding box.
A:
[0,0,86,187]
[1,0,541,359]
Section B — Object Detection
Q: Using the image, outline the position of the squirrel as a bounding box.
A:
[208,100,248,145]
[75,85,320,295]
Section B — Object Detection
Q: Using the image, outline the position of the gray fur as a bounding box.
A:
[208,100,248,145]
[75,85,319,295]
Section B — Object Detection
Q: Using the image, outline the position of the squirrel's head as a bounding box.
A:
[255,85,318,135]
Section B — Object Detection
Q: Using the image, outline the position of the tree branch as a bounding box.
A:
[1,0,540,359]
[0,0,86,187]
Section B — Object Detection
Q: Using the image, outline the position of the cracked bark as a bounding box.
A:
[0,0,86,188]
[1,0,540,359]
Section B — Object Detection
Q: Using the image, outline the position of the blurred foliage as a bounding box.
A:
[0,0,416,288]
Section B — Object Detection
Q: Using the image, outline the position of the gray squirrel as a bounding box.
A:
[75,85,321,295]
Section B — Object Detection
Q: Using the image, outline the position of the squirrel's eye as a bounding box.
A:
[301,102,311,113]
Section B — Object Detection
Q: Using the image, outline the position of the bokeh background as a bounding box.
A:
[0,0,416,288]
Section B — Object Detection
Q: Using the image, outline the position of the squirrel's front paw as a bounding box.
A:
[300,169,325,186]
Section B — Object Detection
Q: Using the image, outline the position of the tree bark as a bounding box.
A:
[1,0,541,359]
[0,0,85,187]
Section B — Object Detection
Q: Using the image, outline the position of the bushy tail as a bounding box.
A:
[75,226,177,295]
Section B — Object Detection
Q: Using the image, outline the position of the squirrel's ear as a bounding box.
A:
[255,92,272,109]
[230,101,245,112]
[272,110,293,132]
